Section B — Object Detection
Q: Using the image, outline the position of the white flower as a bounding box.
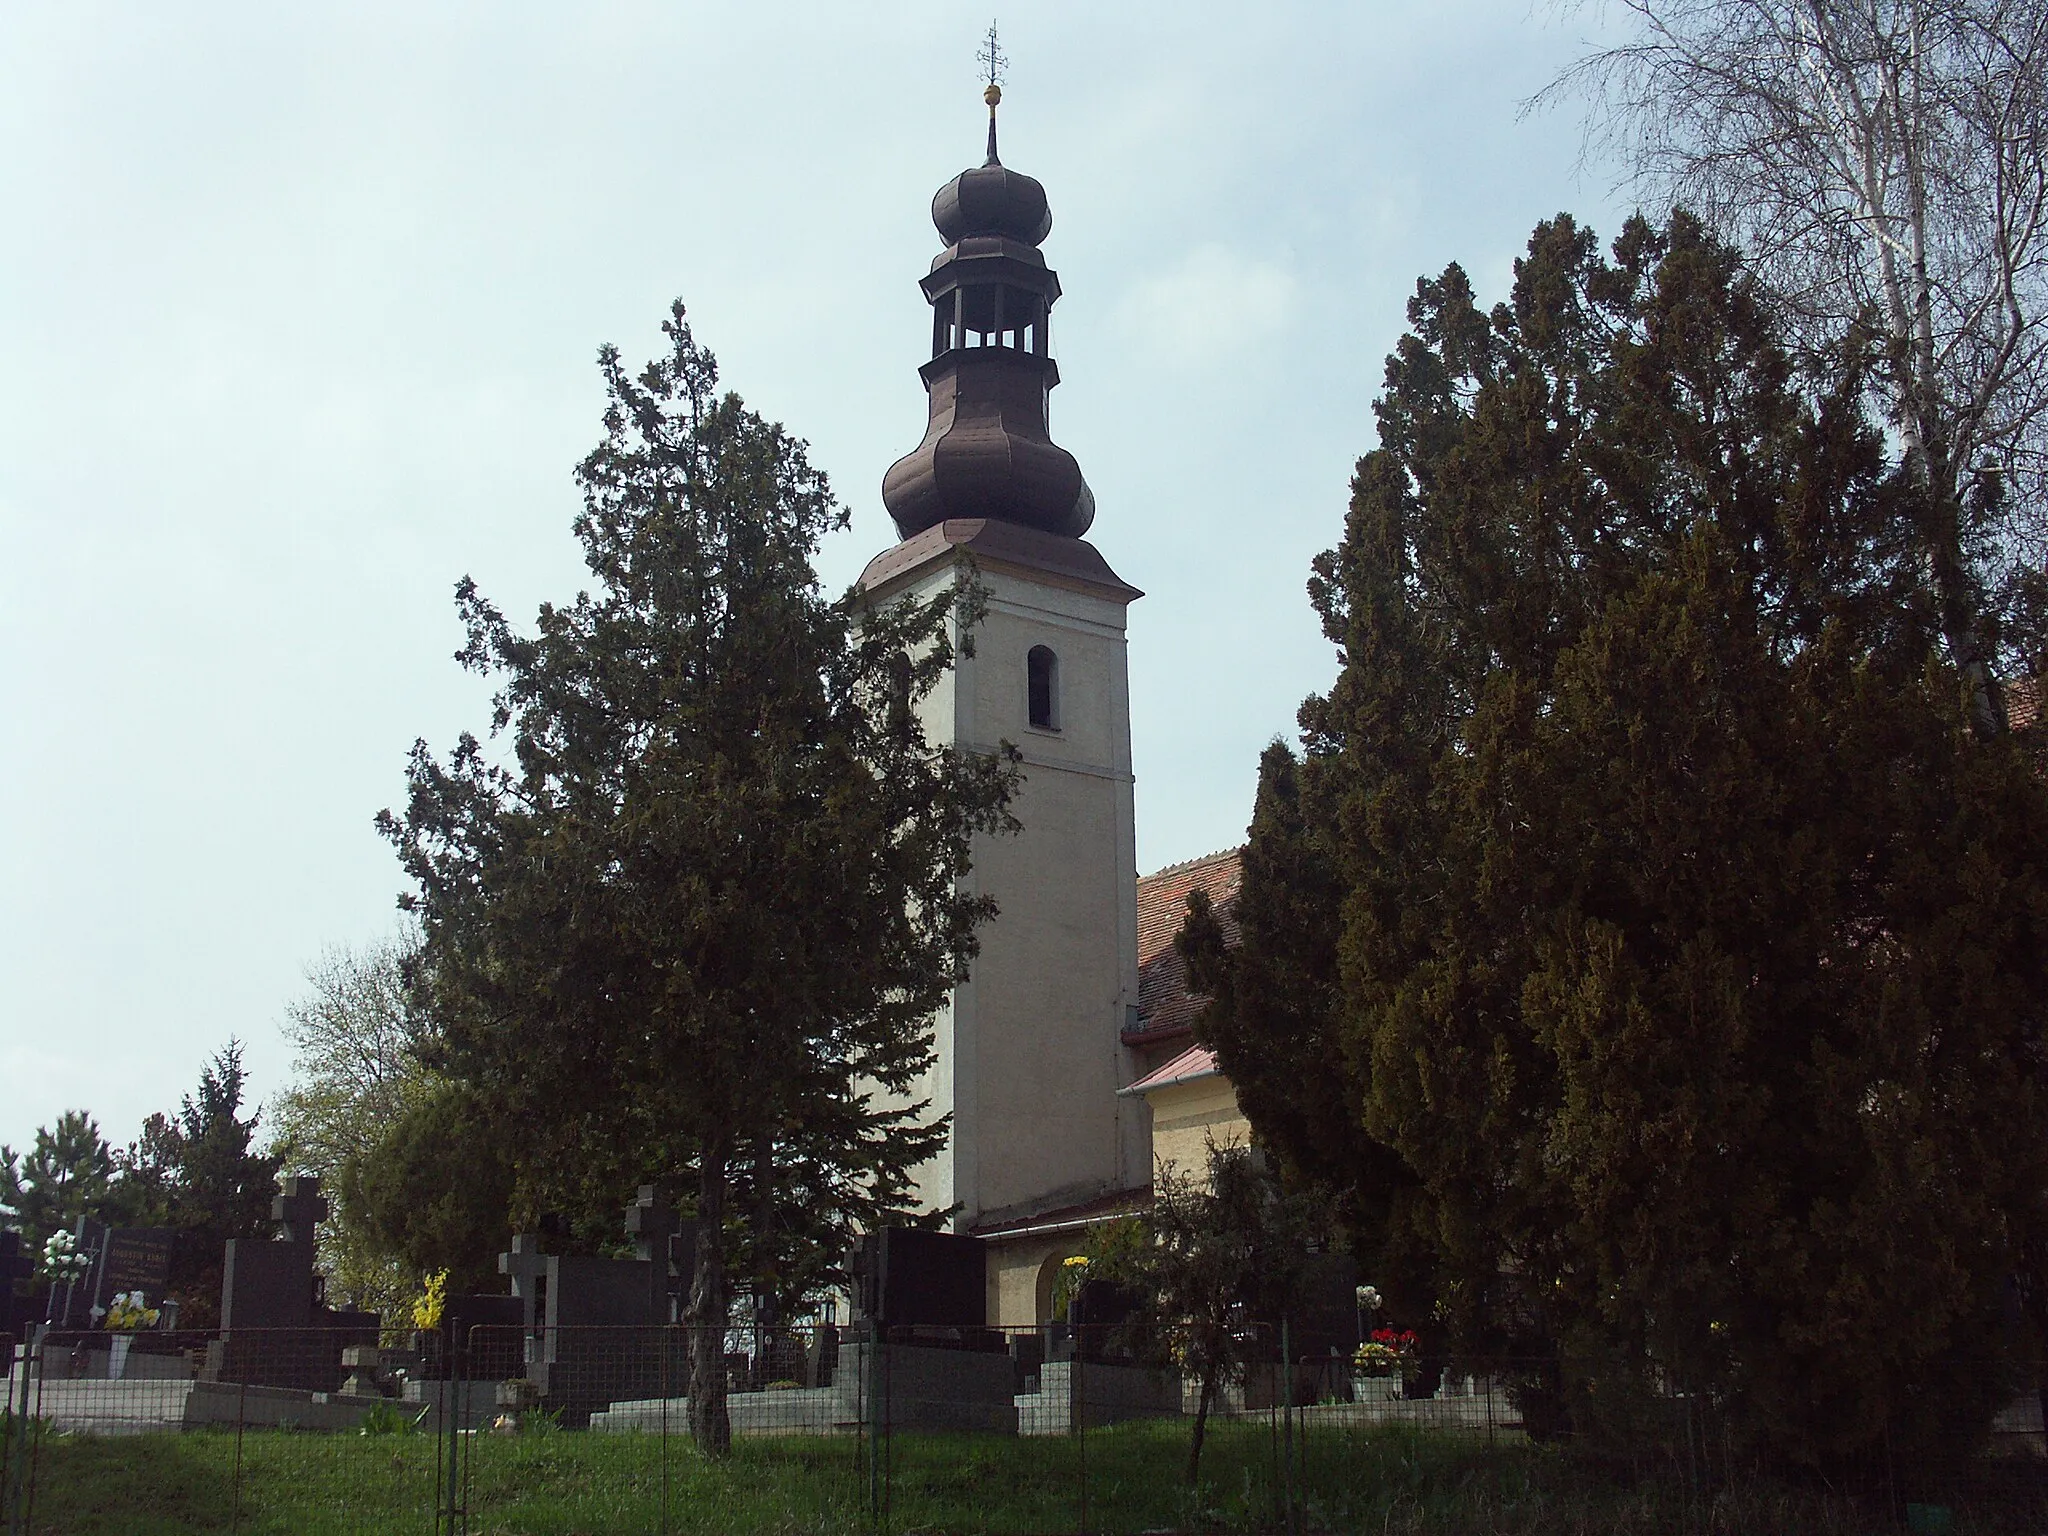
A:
[1356,1285,1382,1310]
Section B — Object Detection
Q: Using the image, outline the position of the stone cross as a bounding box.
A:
[626,1186,680,1321]
[498,1234,553,1339]
[272,1176,329,1247]
[499,1234,549,1297]
[624,1186,675,1266]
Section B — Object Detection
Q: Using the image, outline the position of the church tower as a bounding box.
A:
[858,84,1149,1309]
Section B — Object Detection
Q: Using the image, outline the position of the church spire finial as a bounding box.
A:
[978,20,1007,165]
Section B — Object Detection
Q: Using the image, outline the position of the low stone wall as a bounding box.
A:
[850,1341,1016,1434]
[1016,1360,1180,1436]
[590,1342,1017,1436]
[591,1383,853,1435]
[28,1375,499,1435]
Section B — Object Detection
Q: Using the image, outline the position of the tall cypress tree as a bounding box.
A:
[1193,214,2048,1463]
[380,304,1017,1452]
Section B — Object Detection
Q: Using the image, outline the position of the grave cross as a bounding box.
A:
[499,1234,553,1338]
[499,1234,550,1297]
[272,1176,328,1247]
[624,1186,675,1266]
[626,1186,680,1321]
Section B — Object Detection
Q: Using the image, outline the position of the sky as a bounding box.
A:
[0,2,1632,1158]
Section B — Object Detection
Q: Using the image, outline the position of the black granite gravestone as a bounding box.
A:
[849,1227,987,1331]
[1064,1276,1144,1364]
[624,1185,699,1323]
[438,1291,524,1382]
[0,1230,33,1346]
[207,1175,379,1392]
[493,1191,690,1424]
[100,1228,174,1298]
[1290,1249,1370,1399]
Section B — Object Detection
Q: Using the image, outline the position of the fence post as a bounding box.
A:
[4,1329,39,1536]
[1076,1322,1088,1536]
[660,1325,671,1536]
[1280,1314,1298,1536]
[434,1340,449,1535]
[232,1378,247,1536]
[883,1329,893,1532]
[864,1330,881,1533]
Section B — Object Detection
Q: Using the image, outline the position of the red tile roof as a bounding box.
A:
[2010,677,2042,732]
[1126,848,1242,1046]
[1120,1043,1221,1097]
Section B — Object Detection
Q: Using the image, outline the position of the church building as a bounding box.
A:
[855,88,1256,1329]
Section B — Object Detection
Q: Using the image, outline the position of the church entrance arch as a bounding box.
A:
[1034,1250,1075,1327]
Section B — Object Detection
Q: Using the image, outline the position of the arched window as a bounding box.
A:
[1027,645,1060,730]
[885,651,913,735]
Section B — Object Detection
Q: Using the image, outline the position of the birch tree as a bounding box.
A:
[1548,0,2048,729]
[269,934,432,1316]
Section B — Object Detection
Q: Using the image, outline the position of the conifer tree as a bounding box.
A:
[379,304,1017,1453]
[120,1043,284,1328]
[1193,214,2048,1463]
[0,1111,116,1251]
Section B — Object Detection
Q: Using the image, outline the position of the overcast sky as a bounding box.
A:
[0,2,1631,1157]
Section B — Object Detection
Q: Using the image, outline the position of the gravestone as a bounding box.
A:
[846,1227,1013,1432]
[1288,1249,1367,1401]
[439,1291,524,1383]
[494,1190,690,1424]
[1061,1277,1143,1364]
[625,1185,698,1322]
[43,1220,176,1332]
[0,1229,33,1346]
[101,1228,175,1299]
[848,1227,988,1333]
[206,1175,379,1392]
[804,1321,840,1388]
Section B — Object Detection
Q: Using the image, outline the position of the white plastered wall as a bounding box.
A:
[872,552,1148,1236]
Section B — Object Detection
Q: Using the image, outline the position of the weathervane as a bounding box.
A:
[979,20,1007,165]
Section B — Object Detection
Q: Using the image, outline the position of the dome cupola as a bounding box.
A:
[881,83,1094,542]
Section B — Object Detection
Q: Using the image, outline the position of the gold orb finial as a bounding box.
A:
[985,82,1002,109]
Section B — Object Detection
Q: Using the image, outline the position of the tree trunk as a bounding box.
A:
[1185,1364,1218,1487]
[1916,481,1998,745]
[751,1130,776,1391]
[687,1137,731,1456]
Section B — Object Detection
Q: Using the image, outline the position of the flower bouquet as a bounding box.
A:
[1052,1254,1090,1323]
[102,1291,161,1379]
[104,1291,161,1331]
[1353,1328,1419,1400]
[40,1229,90,1285]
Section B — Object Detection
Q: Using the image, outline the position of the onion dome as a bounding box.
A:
[932,163,1052,247]
[882,86,1093,542]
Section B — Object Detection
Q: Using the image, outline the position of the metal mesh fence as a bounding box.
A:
[5,1322,2046,1533]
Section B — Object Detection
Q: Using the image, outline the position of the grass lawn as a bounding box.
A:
[11,1418,2045,1534]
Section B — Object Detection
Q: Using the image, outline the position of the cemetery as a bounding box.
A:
[16,12,2048,1533]
[14,1171,2047,1534]
[2,1168,1591,1535]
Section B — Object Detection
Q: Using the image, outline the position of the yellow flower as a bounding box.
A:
[412,1270,448,1332]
